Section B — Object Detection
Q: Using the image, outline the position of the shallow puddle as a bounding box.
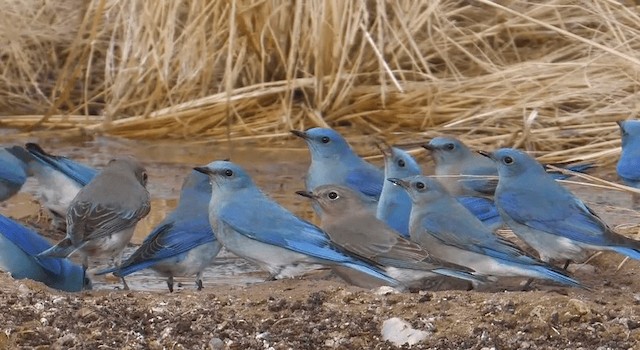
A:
[1,135,639,292]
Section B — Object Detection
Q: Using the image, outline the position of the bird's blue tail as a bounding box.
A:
[612,246,640,261]
[531,265,584,289]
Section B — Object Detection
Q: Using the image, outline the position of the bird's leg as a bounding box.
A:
[82,256,89,273]
[121,277,130,290]
[196,272,204,291]
[114,251,129,290]
[562,260,572,270]
[521,278,534,291]
[167,276,174,293]
[265,274,278,281]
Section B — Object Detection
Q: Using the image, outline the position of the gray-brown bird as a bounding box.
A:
[296,185,483,289]
[38,157,151,289]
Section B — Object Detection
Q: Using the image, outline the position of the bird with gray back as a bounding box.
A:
[0,214,91,292]
[193,160,398,287]
[616,120,640,205]
[0,146,31,202]
[487,148,640,267]
[97,170,221,292]
[424,136,594,197]
[291,128,384,214]
[376,144,503,236]
[390,175,583,288]
[298,185,484,290]
[7,143,98,229]
[38,157,150,289]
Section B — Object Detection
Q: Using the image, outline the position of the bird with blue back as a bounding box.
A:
[390,175,583,289]
[0,214,91,292]
[7,143,98,228]
[97,170,221,292]
[38,157,150,289]
[486,148,640,268]
[194,160,398,287]
[617,120,640,205]
[424,136,594,197]
[376,143,502,236]
[298,184,484,290]
[0,146,31,202]
[291,128,384,214]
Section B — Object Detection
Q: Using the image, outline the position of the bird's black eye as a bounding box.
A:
[503,156,513,165]
[445,143,455,150]
[224,169,234,176]
[328,191,339,200]
[142,172,148,183]
[397,159,405,167]
[415,182,426,190]
[321,136,330,144]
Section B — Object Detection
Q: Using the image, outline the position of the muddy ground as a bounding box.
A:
[2,217,640,349]
[2,141,640,349]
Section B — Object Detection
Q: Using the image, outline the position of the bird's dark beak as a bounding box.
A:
[295,190,316,199]
[477,150,494,160]
[617,120,625,129]
[194,166,214,176]
[422,143,434,151]
[290,130,308,139]
[375,141,392,158]
[387,178,410,188]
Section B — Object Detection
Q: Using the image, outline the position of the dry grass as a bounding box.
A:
[0,0,639,164]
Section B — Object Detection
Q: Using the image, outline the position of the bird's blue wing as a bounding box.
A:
[219,201,362,263]
[26,143,97,186]
[500,192,609,246]
[0,215,65,275]
[457,196,499,222]
[110,217,217,276]
[346,166,384,198]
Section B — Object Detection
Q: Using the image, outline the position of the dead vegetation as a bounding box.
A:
[0,0,638,165]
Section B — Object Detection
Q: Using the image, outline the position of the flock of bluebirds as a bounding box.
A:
[1,120,640,294]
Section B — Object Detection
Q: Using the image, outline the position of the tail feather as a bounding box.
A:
[612,246,640,261]
[37,238,77,258]
[531,265,585,289]
[432,268,487,284]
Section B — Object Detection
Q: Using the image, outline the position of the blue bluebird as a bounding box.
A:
[390,175,582,288]
[299,185,484,289]
[424,136,593,197]
[0,214,90,292]
[97,170,221,292]
[487,148,640,267]
[14,143,98,227]
[193,161,398,286]
[376,144,502,237]
[291,128,384,213]
[376,145,420,237]
[0,146,31,201]
[617,120,640,189]
[38,157,151,289]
